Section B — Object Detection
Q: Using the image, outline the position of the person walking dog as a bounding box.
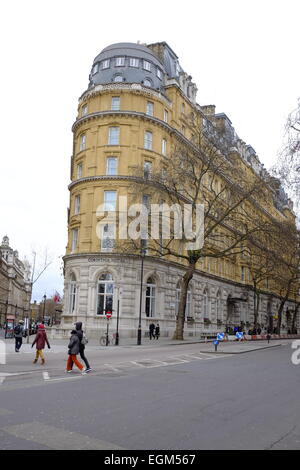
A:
[69,322,91,373]
[66,330,86,374]
[31,324,50,365]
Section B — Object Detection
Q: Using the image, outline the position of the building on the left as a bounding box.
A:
[0,236,32,327]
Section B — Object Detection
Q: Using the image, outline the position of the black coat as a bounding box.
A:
[68,334,80,355]
[75,322,84,350]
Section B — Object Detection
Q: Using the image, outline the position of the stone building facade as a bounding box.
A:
[60,42,299,339]
[0,236,32,326]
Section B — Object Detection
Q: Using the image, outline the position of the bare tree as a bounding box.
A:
[121,134,275,340]
[271,98,300,219]
[272,225,300,334]
[246,245,277,330]
[30,248,53,286]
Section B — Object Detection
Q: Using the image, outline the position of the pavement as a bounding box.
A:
[0,334,287,376]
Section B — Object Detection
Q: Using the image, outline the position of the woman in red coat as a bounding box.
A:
[31,324,51,365]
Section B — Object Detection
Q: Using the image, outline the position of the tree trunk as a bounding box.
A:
[173,263,196,340]
[276,283,292,334]
[253,282,260,330]
[276,299,285,334]
[291,303,299,334]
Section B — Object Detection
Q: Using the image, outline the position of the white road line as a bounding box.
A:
[0,372,35,377]
[179,354,205,360]
[162,357,188,364]
[169,356,191,363]
[45,376,83,382]
[131,360,168,368]
[103,363,121,372]
[42,371,85,382]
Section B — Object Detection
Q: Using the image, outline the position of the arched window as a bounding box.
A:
[202,288,209,319]
[145,276,156,317]
[175,281,192,319]
[216,290,221,321]
[143,78,152,87]
[69,273,77,314]
[97,273,114,315]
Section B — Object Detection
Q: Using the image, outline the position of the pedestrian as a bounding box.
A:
[69,322,91,373]
[155,323,160,340]
[149,322,155,340]
[266,333,271,344]
[14,320,24,352]
[66,330,86,374]
[31,324,51,364]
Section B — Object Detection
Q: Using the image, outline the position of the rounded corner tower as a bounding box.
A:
[62,40,200,339]
[62,41,281,340]
[87,42,166,92]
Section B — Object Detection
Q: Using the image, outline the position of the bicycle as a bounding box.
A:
[99,333,116,346]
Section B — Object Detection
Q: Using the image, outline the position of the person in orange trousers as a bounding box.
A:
[66,330,86,374]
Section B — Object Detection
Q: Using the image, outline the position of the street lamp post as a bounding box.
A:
[137,248,146,345]
[115,287,121,346]
[4,300,8,339]
[42,295,46,323]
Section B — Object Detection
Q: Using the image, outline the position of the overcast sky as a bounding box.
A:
[1,0,299,302]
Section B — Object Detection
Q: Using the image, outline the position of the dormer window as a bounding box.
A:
[114,75,123,82]
[157,68,162,79]
[143,60,151,71]
[144,78,152,87]
[92,63,99,75]
[116,57,125,66]
[102,59,110,69]
[129,58,139,67]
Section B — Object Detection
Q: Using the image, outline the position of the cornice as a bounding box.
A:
[72,110,176,136]
[79,83,172,107]
[68,175,190,203]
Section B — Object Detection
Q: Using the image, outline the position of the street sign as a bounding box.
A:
[236,332,244,339]
[217,333,225,341]
[106,312,112,319]
[214,340,219,345]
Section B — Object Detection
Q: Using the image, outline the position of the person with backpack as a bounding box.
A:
[14,320,24,352]
[66,329,86,374]
[31,324,51,365]
[69,322,91,373]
